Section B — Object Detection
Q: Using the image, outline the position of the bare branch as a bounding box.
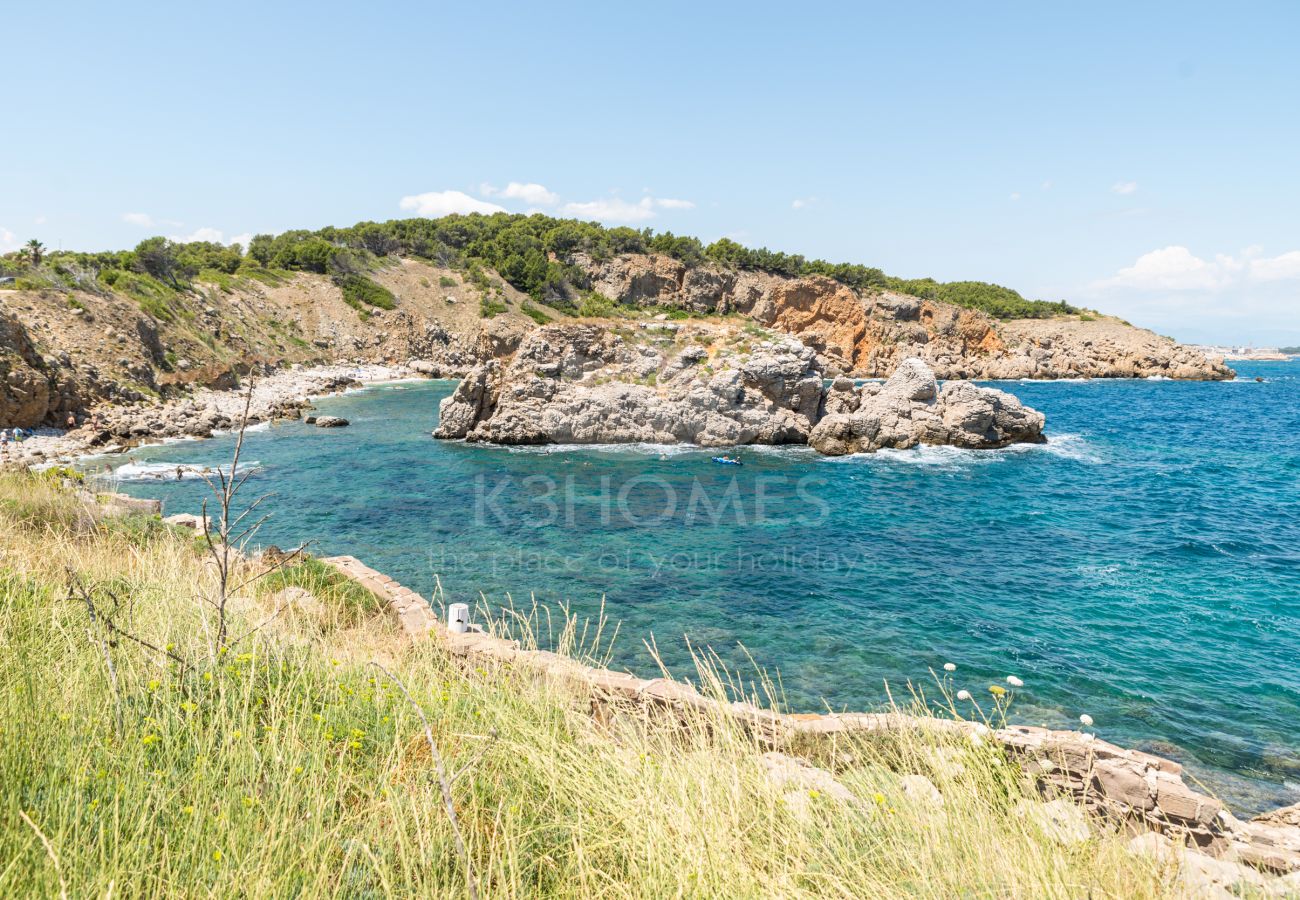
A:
[449,729,499,787]
[371,662,479,900]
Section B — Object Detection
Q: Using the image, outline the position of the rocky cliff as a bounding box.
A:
[573,252,1232,381]
[0,258,535,427]
[436,322,1046,454]
[0,249,1230,430]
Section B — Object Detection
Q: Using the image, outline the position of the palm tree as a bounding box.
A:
[24,239,45,267]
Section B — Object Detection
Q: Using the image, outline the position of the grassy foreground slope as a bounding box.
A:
[0,473,1172,898]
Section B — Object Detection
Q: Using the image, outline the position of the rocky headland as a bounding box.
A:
[0,240,1229,435]
[573,252,1234,381]
[435,322,1046,454]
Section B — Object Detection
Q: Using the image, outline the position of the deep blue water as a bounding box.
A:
[99,361,1300,812]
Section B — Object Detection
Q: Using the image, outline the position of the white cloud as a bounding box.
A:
[1249,250,1300,282]
[399,190,506,217]
[560,195,694,223]
[228,233,254,251]
[1082,244,1300,344]
[1010,192,1022,201]
[791,198,809,209]
[482,182,559,206]
[1095,245,1300,292]
[1097,246,1234,291]
[170,226,227,244]
[561,197,656,222]
[123,212,156,227]
[0,227,16,251]
[1111,181,1139,195]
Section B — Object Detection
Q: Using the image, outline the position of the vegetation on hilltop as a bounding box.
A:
[0,471,1171,897]
[2,214,1078,322]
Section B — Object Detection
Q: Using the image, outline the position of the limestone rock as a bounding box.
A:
[759,752,858,806]
[163,512,208,534]
[1254,802,1300,830]
[808,357,1046,455]
[314,416,349,428]
[900,773,944,809]
[1128,832,1272,896]
[1015,798,1090,845]
[436,323,824,447]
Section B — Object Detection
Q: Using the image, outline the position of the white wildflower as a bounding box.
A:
[1079,714,1094,727]
[956,690,971,701]
[1006,675,1024,687]
[943,662,956,672]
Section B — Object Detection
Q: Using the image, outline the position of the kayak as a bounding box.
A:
[711,456,742,466]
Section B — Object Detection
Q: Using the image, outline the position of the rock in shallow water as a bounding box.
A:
[314,416,350,428]
[435,323,1046,454]
[808,359,1046,456]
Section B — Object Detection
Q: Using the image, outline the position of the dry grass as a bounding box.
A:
[0,472,1177,897]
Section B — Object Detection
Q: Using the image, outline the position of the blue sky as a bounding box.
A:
[4,1,1298,345]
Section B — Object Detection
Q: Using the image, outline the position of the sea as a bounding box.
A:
[96,360,1300,813]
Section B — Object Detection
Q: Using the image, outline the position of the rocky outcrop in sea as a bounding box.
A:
[809,359,1046,455]
[435,323,1046,453]
[436,323,823,446]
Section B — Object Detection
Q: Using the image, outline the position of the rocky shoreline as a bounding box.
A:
[1,362,427,470]
[435,322,1047,454]
[319,552,1300,894]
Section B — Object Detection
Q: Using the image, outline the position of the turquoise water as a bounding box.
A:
[102,361,1300,812]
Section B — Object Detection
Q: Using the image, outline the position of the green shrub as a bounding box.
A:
[259,557,386,628]
[577,291,616,318]
[336,274,396,312]
[520,302,551,325]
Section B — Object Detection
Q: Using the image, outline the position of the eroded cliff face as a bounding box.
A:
[0,311,113,427]
[0,259,536,426]
[572,253,1233,381]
